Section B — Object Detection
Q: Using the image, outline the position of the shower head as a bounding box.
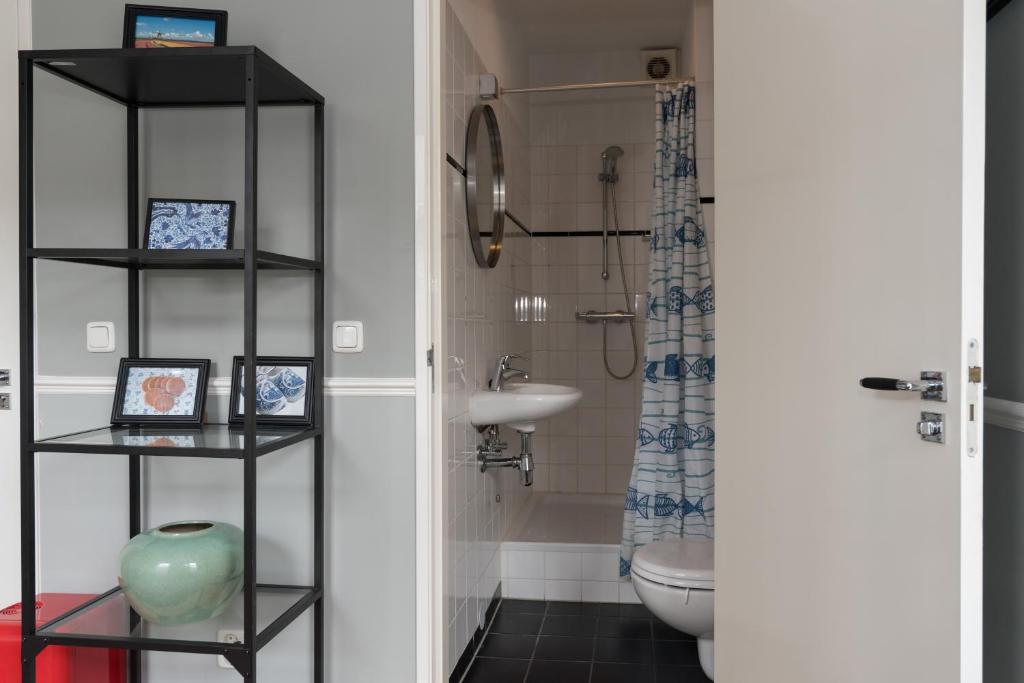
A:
[601,145,625,172]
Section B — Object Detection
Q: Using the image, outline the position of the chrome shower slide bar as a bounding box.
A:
[575,310,637,323]
[499,78,695,96]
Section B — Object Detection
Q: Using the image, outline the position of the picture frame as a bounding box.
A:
[143,198,236,250]
[123,5,228,49]
[228,356,315,428]
[111,358,211,426]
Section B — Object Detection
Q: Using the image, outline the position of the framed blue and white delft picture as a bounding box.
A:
[144,198,236,250]
[228,356,315,427]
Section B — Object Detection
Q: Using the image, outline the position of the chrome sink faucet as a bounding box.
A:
[491,354,529,392]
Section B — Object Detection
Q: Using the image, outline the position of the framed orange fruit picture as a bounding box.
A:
[111,358,211,426]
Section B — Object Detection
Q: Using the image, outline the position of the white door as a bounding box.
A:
[0,0,30,609]
[714,1,983,681]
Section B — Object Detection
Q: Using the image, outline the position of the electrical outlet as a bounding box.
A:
[217,629,243,669]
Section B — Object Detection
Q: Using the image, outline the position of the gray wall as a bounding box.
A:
[31,0,417,680]
[986,3,1024,680]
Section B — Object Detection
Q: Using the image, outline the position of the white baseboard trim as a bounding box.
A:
[35,375,416,397]
[985,396,1024,433]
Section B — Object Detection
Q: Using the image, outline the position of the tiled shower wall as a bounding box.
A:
[441,5,535,677]
[528,5,715,495]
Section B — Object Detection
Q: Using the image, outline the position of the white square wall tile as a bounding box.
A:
[578,465,606,493]
[697,158,714,196]
[606,465,633,494]
[506,578,545,600]
[695,120,714,161]
[530,146,549,175]
[544,579,583,602]
[549,174,577,203]
[548,146,578,174]
[582,552,621,581]
[505,550,545,579]
[582,581,620,603]
[618,579,642,604]
[544,551,582,580]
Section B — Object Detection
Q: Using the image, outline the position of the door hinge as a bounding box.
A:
[426,345,436,393]
[968,366,982,384]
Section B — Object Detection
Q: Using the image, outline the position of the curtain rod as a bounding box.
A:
[499,78,694,96]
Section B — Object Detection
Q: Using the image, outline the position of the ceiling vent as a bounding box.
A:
[642,49,680,81]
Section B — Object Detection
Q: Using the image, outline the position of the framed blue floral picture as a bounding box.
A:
[144,198,235,250]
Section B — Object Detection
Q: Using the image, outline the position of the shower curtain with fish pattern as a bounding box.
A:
[620,83,715,576]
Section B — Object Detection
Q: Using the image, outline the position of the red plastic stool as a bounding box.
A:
[0,594,126,682]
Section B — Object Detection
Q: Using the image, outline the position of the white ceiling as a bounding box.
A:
[490,0,694,53]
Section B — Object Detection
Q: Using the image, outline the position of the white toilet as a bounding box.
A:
[630,537,714,680]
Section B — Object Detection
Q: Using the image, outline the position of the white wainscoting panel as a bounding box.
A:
[35,375,416,397]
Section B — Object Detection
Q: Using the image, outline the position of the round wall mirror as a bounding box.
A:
[465,104,505,268]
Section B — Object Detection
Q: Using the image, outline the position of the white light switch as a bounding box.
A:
[332,321,364,353]
[86,321,115,353]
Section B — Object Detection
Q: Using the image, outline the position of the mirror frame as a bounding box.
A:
[464,104,505,268]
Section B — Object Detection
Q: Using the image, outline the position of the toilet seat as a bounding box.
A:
[631,537,714,589]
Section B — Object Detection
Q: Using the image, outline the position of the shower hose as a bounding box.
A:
[602,177,639,380]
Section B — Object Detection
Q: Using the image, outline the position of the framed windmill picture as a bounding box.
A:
[123,5,228,49]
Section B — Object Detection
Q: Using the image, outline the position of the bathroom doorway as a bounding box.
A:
[437,1,714,678]
[427,0,984,681]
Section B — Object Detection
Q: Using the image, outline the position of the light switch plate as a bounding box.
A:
[86,321,115,353]
[332,321,363,353]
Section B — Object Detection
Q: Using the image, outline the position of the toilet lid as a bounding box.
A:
[631,537,714,588]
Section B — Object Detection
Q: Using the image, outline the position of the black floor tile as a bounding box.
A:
[653,639,701,667]
[499,599,548,614]
[546,601,620,616]
[463,600,691,683]
[597,616,653,639]
[491,611,545,635]
[533,635,596,662]
[591,662,656,682]
[478,633,538,659]
[594,637,654,665]
[541,614,598,637]
[652,618,692,641]
[616,603,652,618]
[655,665,712,682]
[463,657,530,683]
[525,659,591,683]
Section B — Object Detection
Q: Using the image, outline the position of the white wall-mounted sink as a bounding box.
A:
[469,383,583,433]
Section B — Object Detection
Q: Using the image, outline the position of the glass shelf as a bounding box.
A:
[35,585,318,654]
[34,424,319,458]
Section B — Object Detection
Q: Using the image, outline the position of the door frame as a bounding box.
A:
[411,0,985,679]
[0,0,32,610]
[959,0,985,676]
[413,0,445,680]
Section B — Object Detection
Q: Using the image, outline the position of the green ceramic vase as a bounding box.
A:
[118,520,243,626]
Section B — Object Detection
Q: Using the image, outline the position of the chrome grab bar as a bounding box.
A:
[575,310,636,323]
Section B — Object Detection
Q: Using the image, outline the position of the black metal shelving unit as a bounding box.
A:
[18,47,325,682]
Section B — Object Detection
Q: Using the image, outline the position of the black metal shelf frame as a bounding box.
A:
[18,48,325,683]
